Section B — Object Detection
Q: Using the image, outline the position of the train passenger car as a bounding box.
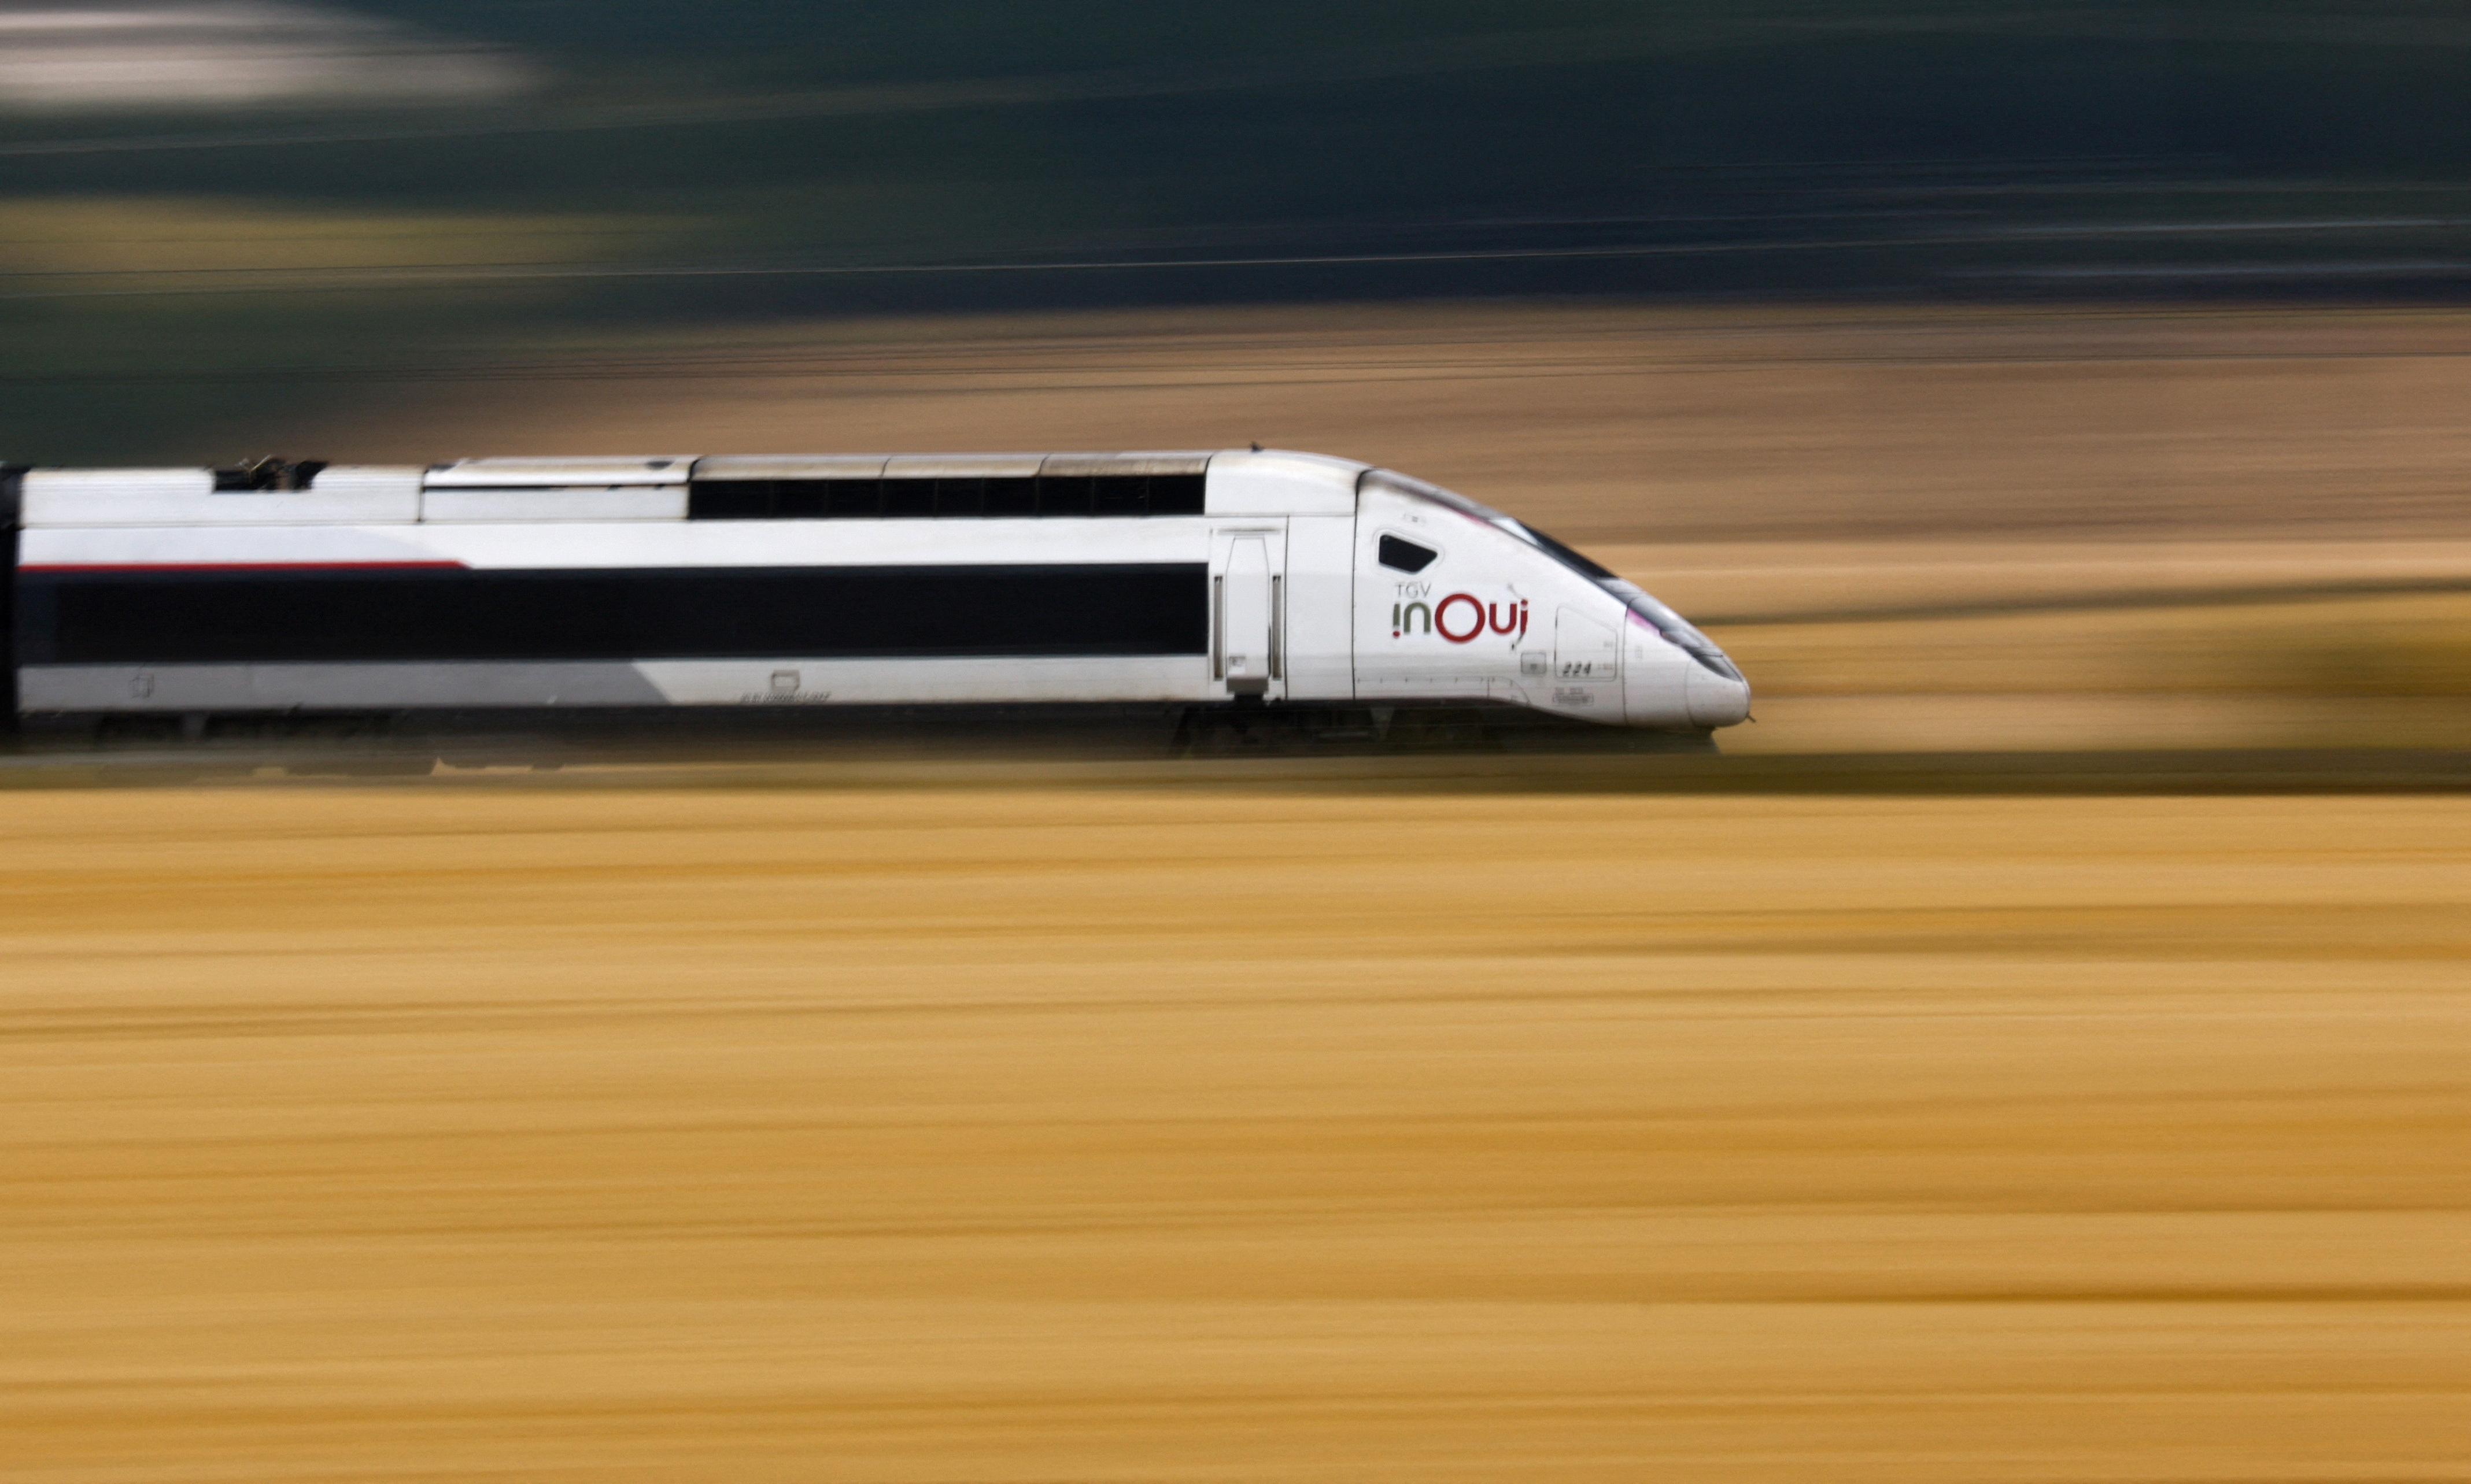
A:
[0,449,1748,737]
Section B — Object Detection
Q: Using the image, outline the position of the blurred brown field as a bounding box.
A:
[4,782,2468,1482]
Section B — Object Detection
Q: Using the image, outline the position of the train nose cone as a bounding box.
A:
[1685,664,1752,728]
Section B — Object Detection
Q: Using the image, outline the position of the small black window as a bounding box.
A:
[880,479,935,517]
[1148,473,1206,515]
[688,482,772,519]
[1089,475,1145,516]
[771,480,829,518]
[1039,475,1095,516]
[981,478,1039,516]
[1379,535,1438,573]
[825,479,882,517]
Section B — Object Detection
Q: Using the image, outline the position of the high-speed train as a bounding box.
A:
[0,449,1748,739]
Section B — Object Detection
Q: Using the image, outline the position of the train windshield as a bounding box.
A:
[1364,469,1744,681]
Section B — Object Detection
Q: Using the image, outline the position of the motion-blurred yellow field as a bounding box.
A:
[7,781,2467,1483]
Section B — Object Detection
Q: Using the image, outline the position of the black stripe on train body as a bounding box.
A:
[18,564,1207,665]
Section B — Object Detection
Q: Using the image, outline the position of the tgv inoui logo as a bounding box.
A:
[1393,593,1529,644]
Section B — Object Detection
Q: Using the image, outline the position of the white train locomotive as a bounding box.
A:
[0,449,1748,737]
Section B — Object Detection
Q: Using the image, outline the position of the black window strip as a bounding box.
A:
[686,473,1204,520]
[1,523,16,716]
[20,564,1208,665]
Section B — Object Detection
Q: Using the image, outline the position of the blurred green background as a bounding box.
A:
[9,1,2471,461]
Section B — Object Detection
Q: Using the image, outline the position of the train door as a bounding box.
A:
[1550,605,1620,715]
[1210,525,1287,700]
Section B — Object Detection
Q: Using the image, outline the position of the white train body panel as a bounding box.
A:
[3,450,1747,731]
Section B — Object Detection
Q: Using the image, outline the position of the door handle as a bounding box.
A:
[1211,574,1225,680]
[1269,575,1283,680]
